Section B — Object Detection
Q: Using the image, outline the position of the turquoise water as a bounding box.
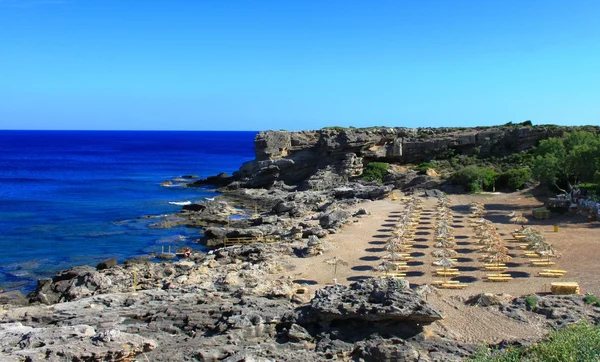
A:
[0,131,256,292]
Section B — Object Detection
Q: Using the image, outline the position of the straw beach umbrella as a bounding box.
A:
[431,248,458,258]
[324,256,348,281]
[480,251,513,267]
[510,215,528,225]
[435,239,456,248]
[375,261,398,276]
[434,257,456,283]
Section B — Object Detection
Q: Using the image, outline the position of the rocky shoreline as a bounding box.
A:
[3,241,600,361]
[3,125,600,361]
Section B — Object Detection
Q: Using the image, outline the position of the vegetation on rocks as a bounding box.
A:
[362,162,389,183]
[449,166,498,192]
[470,322,600,362]
[524,295,538,310]
[496,168,532,191]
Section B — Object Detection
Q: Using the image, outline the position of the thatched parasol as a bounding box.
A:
[478,244,509,254]
[375,261,398,276]
[510,216,528,225]
[435,239,456,248]
[434,257,456,283]
[480,251,513,267]
[431,248,458,258]
[324,256,349,279]
[507,211,522,218]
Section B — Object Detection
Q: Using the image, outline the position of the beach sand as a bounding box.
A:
[280,191,600,343]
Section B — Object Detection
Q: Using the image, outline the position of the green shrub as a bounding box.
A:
[450,166,498,192]
[414,162,435,174]
[362,162,389,183]
[497,168,532,191]
[584,294,600,306]
[469,322,600,361]
[525,295,538,310]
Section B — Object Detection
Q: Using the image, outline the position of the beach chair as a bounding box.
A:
[531,261,555,267]
[431,280,460,285]
[486,276,513,282]
[435,271,460,277]
[440,283,468,289]
[484,266,508,271]
[538,272,563,278]
[486,273,511,278]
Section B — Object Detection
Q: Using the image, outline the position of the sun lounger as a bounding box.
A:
[531,261,555,266]
[486,276,513,282]
[524,253,540,258]
[389,273,406,278]
[538,272,563,278]
[484,266,508,271]
[435,271,460,277]
[435,268,459,272]
[486,273,511,278]
[431,280,460,285]
[545,269,567,274]
[484,263,506,267]
[440,283,468,289]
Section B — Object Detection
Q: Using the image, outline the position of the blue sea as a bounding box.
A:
[0,131,256,293]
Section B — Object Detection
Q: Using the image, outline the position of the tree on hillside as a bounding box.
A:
[532,132,600,194]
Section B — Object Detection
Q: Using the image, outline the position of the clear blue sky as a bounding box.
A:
[1,0,599,131]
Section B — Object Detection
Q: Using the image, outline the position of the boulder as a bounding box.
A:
[273,201,297,215]
[96,257,118,270]
[181,203,206,212]
[299,277,443,325]
[319,210,352,229]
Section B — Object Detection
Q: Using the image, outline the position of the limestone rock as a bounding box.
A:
[299,278,443,325]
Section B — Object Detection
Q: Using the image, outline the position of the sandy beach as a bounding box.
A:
[281,191,600,343]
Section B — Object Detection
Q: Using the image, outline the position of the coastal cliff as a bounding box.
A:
[221,125,583,190]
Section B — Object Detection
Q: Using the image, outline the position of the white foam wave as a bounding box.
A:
[168,201,192,206]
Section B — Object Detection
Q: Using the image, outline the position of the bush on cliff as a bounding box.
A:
[470,321,600,361]
[496,168,532,191]
[450,166,498,192]
[362,162,389,183]
[414,162,436,175]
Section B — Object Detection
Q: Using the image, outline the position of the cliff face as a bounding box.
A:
[232,125,592,189]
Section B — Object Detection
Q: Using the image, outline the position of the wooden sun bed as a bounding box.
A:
[486,273,511,278]
[484,266,508,271]
[431,280,460,285]
[538,272,563,278]
[531,261,556,267]
[439,283,468,289]
[484,263,506,267]
[435,268,459,272]
[524,253,540,258]
[435,271,460,277]
[486,276,513,282]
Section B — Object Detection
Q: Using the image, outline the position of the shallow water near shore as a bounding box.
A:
[0,130,256,293]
